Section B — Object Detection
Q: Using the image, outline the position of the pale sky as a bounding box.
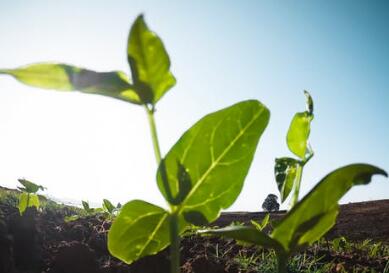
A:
[0,1,388,211]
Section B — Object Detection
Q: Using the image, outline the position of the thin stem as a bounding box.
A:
[170,212,180,273]
[145,105,162,164]
[290,165,303,208]
[276,254,288,273]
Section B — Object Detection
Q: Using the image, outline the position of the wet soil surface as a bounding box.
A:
[0,197,388,273]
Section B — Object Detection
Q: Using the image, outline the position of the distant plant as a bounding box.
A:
[250,213,270,231]
[203,90,387,273]
[262,194,280,212]
[17,178,45,215]
[275,91,314,208]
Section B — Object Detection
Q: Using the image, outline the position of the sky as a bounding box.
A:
[0,0,388,211]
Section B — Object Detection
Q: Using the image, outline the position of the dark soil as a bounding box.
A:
[0,192,388,273]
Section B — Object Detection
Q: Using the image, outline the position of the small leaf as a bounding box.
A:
[286,112,313,159]
[103,199,115,214]
[274,158,301,202]
[202,226,283,251]
[286,91,314,160]
[18,179,45,193]
[0,64,141,104]
[304,90,314,115]
[157,100,270,223]
[127,15,176,104]
[82,200,91,212]
[108,200,184,264]
[18,192,28,215]
[260,213,270,229]
[271,164,387,252]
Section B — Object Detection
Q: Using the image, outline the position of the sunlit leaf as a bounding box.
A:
[108,200,184,264]
[18,193,40,215]
[286,91,314,159]
[127,15,176,104]
[157,100,270,223]
[0,64,141,104]
[272,164,387,252]
[274,158,301,202]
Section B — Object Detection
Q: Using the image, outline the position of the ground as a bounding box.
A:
[0,187,388,273]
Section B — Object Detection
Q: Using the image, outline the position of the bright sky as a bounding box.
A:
[0,1,388,211]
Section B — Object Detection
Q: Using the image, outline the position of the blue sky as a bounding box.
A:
[0,1,388,210]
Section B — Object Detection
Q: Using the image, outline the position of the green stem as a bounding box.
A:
[290,165,303,208]
[170,212,180,273]
[277,254,288,273]
[145,105,162,164]
[144,104,181,273]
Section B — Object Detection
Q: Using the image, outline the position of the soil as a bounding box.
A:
[0,194,388,273]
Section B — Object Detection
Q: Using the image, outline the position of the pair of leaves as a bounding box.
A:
[18,193,40,215]
[275,91,313,203]
[17,178,45,194]
[0,15,175,106]
[108,100,270,264]
[204,164,387,266]
[250,213,270,231]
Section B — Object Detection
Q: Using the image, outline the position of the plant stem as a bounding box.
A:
[144,104,181,273]
[276,254,288,273]
[145,105,162,164]
[290,165,303,208]
[170,212,180,273]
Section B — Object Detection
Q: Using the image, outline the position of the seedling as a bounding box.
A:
[275,91,314,207]
[250,213,270,231]
[17,178,45,215]
[0,15,270,273]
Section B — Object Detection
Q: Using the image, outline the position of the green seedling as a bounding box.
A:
[0,15,270,273]
[203,164,387,273]
[17,178,45,215]
[250,213,270,231]
[275,91,314,207]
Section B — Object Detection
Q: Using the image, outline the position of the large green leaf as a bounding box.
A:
[271,164,387,252]
[157,100,270,223]
[127,15,176,104]
[274,157,301,202]
[286,91,314,159]
[108,200,183,264]
[0,63,141,104]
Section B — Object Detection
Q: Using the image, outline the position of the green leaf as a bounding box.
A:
[202,226,283,251]
[274,158,301,202]
[103,199,115,214]
[0,63,141,104]
[108,200,183,264]
[127,15,176,104]
[286,112,313,159]
[18,193,40,215]
[271,164,387,252]
[157,100,270,223]
[17,178,45,193]
[286,91,314,160]
[82,200,91,211]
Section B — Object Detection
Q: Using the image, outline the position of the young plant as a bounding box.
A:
[250,213,270,231]
[204,164,387,273]
[0,15,270,273]
[17,178,45,215]
[275,91,314,207]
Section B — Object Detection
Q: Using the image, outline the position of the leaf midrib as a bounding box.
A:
[178,106,264,213]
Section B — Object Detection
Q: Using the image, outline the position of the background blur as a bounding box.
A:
[0,0,388,210]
